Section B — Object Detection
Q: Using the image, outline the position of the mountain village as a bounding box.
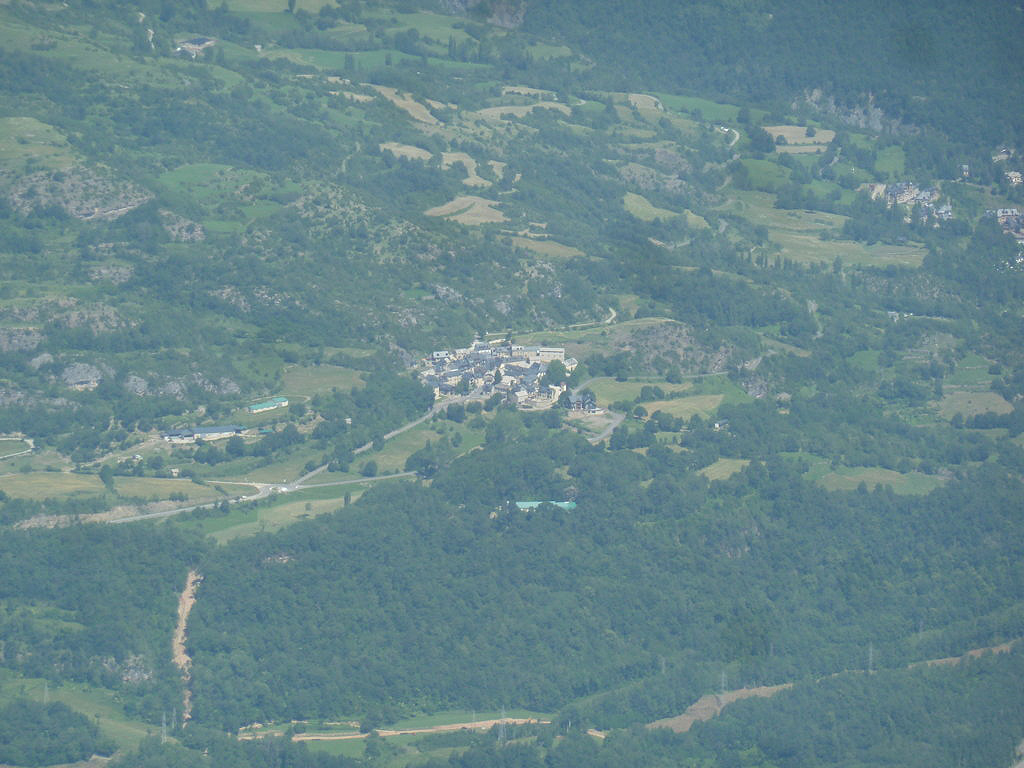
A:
[418,341,583,410]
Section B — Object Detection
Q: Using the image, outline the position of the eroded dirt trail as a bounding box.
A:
[647,684,793,733]
[650,638,1022,734]
[173,570,202,724]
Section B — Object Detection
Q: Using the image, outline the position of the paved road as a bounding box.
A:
[106,394,488,524]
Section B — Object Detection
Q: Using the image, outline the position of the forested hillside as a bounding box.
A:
[0,0,1022,766]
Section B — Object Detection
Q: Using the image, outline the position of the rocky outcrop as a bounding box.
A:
[0,328,42,353]
[5,165,153,220]
[441,0,526,28]
[61,362,104,388]
[797,89,909,134]
[123,374,149,396]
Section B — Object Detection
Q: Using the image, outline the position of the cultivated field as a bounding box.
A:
[763,124,835,151]
[475,102,570,120]
[502,85,556,99]
[380,141,433,162]
[368,85,440,125]
[1,472,105,500]
[441,151,491,187]
[508,236,584,258]
[722,191,927,267]
[425,196,506,224]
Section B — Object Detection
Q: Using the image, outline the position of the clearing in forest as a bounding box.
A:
[502,85,556,99]
[476,102,570,120]
[937,389,1012,420]
[441,151,490,187]
[643,394,725,419]
[509,236,584,258]
[627,93,664,112]
[367,84,440,125]
[624,192,678,222]
[425,196,506,224]
[699,458,750,480]
[649,684,793,733]
[380,142,433,162]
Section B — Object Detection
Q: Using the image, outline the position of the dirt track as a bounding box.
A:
[284,718,548,742]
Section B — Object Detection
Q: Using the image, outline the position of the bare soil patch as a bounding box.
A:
[173,570,203,723]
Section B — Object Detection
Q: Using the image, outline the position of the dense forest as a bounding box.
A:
[0,0,1022,765]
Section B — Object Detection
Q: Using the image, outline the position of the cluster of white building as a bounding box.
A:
[420,341,578,408]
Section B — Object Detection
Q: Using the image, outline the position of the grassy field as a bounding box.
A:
[0,116,75,171]
[937,390,1012,420]
[722,191,926,267]
[281,363,365,398]
[114,477,228,501]
[0,669,154,751]
[874,146,906,178]
[0,443,68,476]
[301,708,551,759]
[360,419,485,477]
[643,394,724,419]
[624,192,678,222]
[849,349,882,371]
[0,438,30,458]
[209,487,373,543]
[698,458,750,480]
[586,377,691,404]
[227,0,333,10]
[740,159,791,191]
[206,443,328,484]
[0,471,105,500]
[654,93,748,123]
[763,125,834,147]
[803,459,946,495]
[946,353,995,386]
